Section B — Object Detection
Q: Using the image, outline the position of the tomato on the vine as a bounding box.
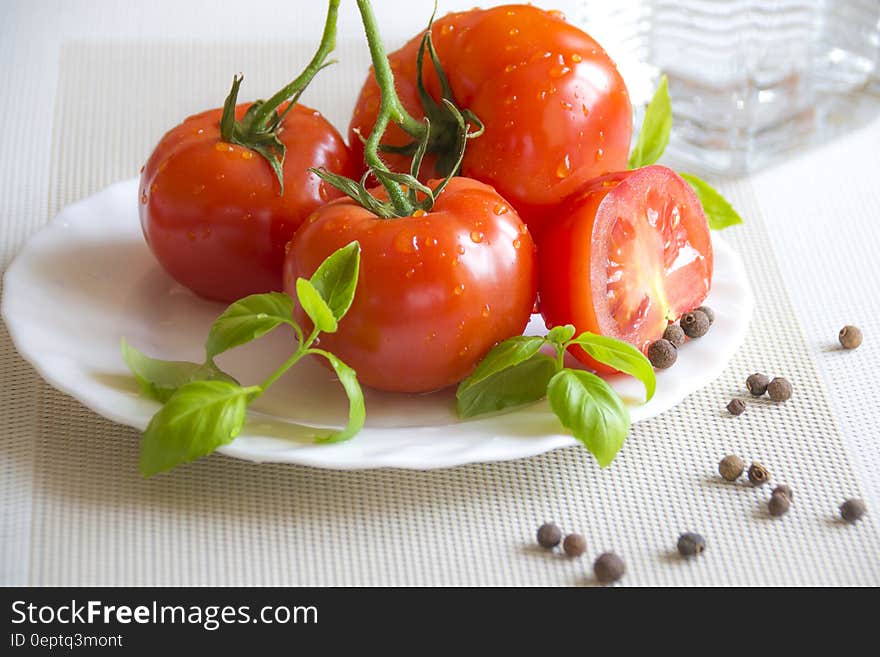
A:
[140,102,356,303]
[284,177,537,393]
[349,3,632,235]
[537,165,713,372]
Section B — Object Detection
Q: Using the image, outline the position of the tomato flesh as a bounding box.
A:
[538,166,713,371]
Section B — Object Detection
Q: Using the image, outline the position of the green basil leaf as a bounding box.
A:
[547,324,576,345]
[296,278,338,334]
[568,333,656,402]
[456,354,557,418]
[547,369,630,467]
[205,292,295,359]
[457,335,547,395]
[121,338,236,403]
[139,380,253,476]
[628,74,672,169]
[679,173,744,230]
[311,350,365,443]
[309,241,361,321]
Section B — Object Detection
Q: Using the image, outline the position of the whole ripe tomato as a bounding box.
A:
[283,177,537,393]
[349,4,632,235]
[140,102,357,303]
[538,165,713,373]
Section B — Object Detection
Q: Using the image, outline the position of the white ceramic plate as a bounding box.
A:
[2,178,753,469]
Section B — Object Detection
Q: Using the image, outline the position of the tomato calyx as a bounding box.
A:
[375,10,484,177]
[312,0,468,219]
[217,0,340,196]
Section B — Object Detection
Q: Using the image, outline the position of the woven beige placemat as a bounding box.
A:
[2,41,878,585]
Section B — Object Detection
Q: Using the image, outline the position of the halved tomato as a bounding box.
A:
[537,165,713,372]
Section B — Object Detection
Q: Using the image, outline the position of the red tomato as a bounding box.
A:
[349,4,632,235]
[140,102,357,303]
[283,177,537,393]
[538,166,713,372]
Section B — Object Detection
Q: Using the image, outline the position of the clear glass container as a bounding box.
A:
[578,0,880,175]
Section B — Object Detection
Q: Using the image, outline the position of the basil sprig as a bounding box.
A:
[628,75,743,230]
[123,242,364,476]
[456,326,655,467]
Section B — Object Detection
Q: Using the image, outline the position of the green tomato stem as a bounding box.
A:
[251,0,340,130]
[355,0,424,216]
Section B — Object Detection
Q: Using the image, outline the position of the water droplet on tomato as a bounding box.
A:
[560,100,573,111]
[571,53,583,63]
[193,184,205,195]
[149,183,158,193]
[595,148,605,162]
[556,154,571,178]
[140,191,147,204]
[456,245,466,255]
[513,238,522,249]
[441,23,454,36]
[549,65,571,79]
[214,142,233,153]
[504,95,518,106]
[394,230,419,254]
[470,230,484,243]
[548,9,566,20]
[453,283,465,296]
[508,27,519,36]
[318,181,331,201]
[405,268,416,279]
[504,64,516,74]
[241,150,254,160]
[412,209,426,218]
[458,346,470,357]
[482,304,491,318]
[494,203,509,215]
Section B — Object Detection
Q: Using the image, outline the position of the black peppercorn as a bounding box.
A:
[718,455,744,481]
[647,339,677,369]
[769,491,790,517]
[677,532,706,557]
[593,552,625,584]
[563,533,586,557]
[747,461,770,486]
[663,324,686,348]
[536,523,562,548]
[680,310,710,338]
[840,498,867,523]
[767,377,792,402]
[839,325,863,350]
[773,484,793,502]
[746,372,770,396]
[696,306,715,325]
[726,399,746,416]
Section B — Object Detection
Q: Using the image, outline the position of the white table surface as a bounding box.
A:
[2,0,878,585]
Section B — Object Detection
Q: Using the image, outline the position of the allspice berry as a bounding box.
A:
[663,324,686,348]
[719,455,744,481]
[593,552,625,584]
[838,325,862,350]
[536,523,562,549]
[840,498,867,523]
[563,533,587,557]
[696,306,715,325]
[773,484,793,502]
[677,532,706,557]
[647,339,677,369]
[680,310,710,338]
[747,461,770,486]
[727,399,746,416]
[769,491,791,517]
[767,377,792,402]
[746,372,770,397]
